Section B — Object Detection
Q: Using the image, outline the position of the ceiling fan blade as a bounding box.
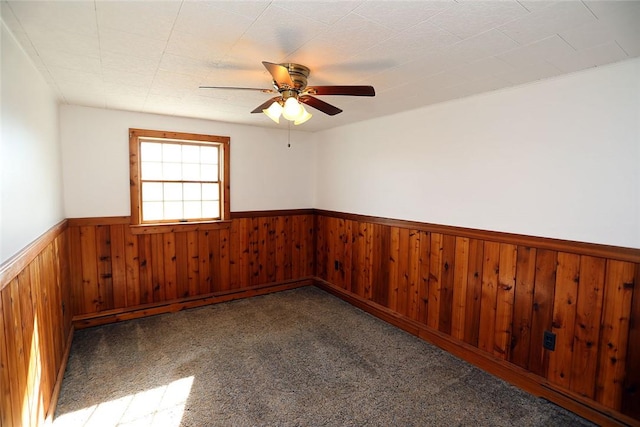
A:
[199,86,275,93]
[251,96,282,114]
[299,95,343,116]
[262,61,294,89]
[305,85,375,96]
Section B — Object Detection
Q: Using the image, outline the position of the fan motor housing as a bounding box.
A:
[281,63,310,91]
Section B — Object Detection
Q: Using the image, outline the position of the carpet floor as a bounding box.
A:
[54,286,594,426]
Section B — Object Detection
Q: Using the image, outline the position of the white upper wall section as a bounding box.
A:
[1,23,64,264]
[60,106,315,218]
[315,58,640,248]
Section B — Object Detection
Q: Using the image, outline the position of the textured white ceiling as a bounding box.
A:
[2,0,639,132]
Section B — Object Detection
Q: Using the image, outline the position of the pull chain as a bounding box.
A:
[287,121,291,148]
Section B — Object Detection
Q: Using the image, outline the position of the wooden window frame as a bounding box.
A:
[129,128,230,234]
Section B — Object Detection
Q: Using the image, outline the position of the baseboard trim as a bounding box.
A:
[73,278,314,329]
[45,326,74,425]
[314,278,638,427]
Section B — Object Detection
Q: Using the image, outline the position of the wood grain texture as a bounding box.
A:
[313,211,639,425]
[0,226,72,426]
[66,214,316,320]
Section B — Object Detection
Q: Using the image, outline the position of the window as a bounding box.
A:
[129,129,230,230]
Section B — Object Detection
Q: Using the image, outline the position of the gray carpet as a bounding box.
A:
[54,287,594,426]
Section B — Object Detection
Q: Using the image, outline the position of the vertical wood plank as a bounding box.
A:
[406,230,421,321]
[29,258,53,416]
[621,263,640,418]
[510,246,537,369]
[570,256,606,398]
[351,221,363,297]
[174,232,189,298]
[138,234,153,304]
[275,216,286,282]
[219,227,231,291]
[305,215,315,277]
[451,237,470,341]
[163,233,177,300]
[494,243,517,359]
[548,252,580,389]
[291,216,303,282]
[151,234,166,302]
[209,229,221,292]
[595,260,635,409]
[0,294,15,427]
[95,225,114,310]
[438,234,456,335]
[266,217,277,282]
[257,217,268,285]
[528,249,557,378]
[249,218,260,286]
[229,219,240,289]
[187,231,200,296]
[124,226,140,307]
[395,228,410,316]
[427,233,443,330]
[478,241,500,354]
[463,239,484,347]
[3,280,29,426]
[371,223,390,307]
[388,227,400,312]
[17,269,36,426]
[417,231,431,325]
[198,231,211,294]
[109,225,127,308]
[79,226,100,313]
[67,226,84,315]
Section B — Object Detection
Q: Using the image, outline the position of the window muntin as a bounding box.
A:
[129,129,230,228]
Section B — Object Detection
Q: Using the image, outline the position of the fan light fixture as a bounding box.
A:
[263,97,312,125]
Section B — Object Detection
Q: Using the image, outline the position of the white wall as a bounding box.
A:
[60,106,315,217]
[1,23,64,263]
[315,58,640,248]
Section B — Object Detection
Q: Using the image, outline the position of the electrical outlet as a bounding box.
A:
[543,330,556,351]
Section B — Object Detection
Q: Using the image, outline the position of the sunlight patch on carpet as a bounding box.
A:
[53,376,194,427]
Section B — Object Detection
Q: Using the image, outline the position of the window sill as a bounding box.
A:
[129,220,232,235]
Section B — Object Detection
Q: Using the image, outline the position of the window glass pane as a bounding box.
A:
[183,183,201,201]
[163,163,182,180]
[200,164,218,181]
[182,145,200,163]
[142,182,163,201]
[142,202,164,221]
[183,163,200,181]
[164,182,182,201]
[141,162,162,180]
[141,142,162,161]
[162,143,181,162]
[202,201,220,219]
[184,201,201,219]
[164,201,183,219]
[200,146,218,164]
[202,183,218,200]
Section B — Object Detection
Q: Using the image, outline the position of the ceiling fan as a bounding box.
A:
[200,61,375,125]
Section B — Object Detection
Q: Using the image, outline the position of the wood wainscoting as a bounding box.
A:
[0,221,73,427]
[67,210,315,327]
[3,209,639,426]
[314,210,640,426]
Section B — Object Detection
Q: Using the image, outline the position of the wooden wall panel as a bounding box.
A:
[0,223,72,427]
[622,264,640,418]
[313,210,640,424]
[510,246,536,369]
[67,214,316,323]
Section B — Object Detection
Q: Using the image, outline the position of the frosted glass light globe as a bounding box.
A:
[282,97,303,121]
